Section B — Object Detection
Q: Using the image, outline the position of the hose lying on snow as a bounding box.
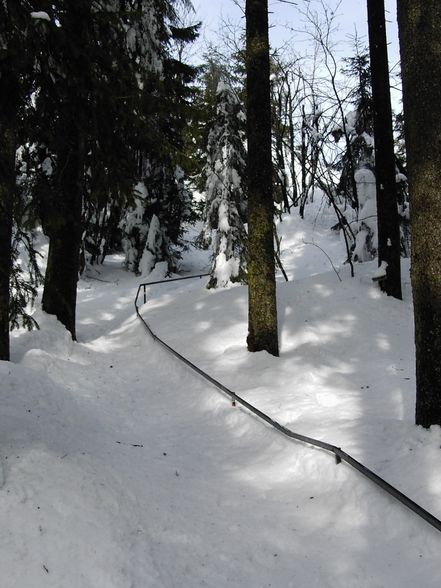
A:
[135,274,441,534]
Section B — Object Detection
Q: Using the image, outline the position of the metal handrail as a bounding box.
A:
[136,273,210,306]
[135,274,441,534]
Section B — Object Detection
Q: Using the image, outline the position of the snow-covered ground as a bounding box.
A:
[1,201,441,587]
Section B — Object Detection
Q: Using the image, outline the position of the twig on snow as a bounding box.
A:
[302,239,342,282]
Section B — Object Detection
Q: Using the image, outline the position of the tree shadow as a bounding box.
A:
[140,261,441,585]
[7,249,441,586]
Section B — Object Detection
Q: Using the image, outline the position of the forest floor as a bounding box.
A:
[1,200,441,587]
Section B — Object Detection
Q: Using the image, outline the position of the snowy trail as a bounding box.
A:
[2,207,441,587]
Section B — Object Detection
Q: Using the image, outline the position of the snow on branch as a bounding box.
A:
[30,11,51,22]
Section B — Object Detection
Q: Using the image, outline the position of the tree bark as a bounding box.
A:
[367,0,402,300]
[397,0,441,426]
[245,0,279,356]
[42,112,85,340]
[41,3,89,341]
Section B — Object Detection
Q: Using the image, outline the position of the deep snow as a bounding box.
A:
[1,201,441,587]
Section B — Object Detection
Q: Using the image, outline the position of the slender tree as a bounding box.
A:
[245,0,279,356]
[38,2,90,340]
[367,0,402,299]
[0,118,14,361]
[397,0,441,426]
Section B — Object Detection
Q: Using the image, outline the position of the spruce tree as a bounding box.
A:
[189,57,228,193]
[204,80,247,288]
[397,0,441,426]
[0,3,44,359]
[245,0,279,356]
[367,0,402,300]
[119,159,192,275]
[37,1,92,340]
[34,1,194,334]
[118,3,199,276]
[80,0,170,270]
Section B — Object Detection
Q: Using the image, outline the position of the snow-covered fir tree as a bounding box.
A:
[119,159,192,275]
[203,80,247,288]
[63,0,199,280]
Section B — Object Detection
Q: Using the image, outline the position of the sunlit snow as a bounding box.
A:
[1,199,440,587]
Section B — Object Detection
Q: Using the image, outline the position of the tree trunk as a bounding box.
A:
[245,0,279,356]
[397,0,441,426]
[299,105,308,218]
[42,113,85,340]
[367,0,402,300]
[0,123,15,360]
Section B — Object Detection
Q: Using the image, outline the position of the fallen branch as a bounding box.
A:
[302,239,342,282]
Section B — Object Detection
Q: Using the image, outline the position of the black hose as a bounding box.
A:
[134,275,441,534]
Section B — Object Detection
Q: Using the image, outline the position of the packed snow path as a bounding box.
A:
[2,207,441,587]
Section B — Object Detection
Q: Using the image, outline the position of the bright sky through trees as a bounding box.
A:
[193,0,399,67]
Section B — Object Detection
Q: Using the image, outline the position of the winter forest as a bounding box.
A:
[1,0,441,586]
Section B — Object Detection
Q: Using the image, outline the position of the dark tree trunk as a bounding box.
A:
[367,0,402,300]
[288,93,299,207]
[245,0,279,356]
[42,113,85,340]
[0,123,15,361]
[397,0,441,426]
[299,106,307,219]
[41,3,90,341]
